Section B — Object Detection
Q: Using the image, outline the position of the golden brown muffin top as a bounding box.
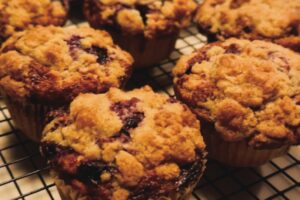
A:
[0,0,68,40]
[195,0,300,41]
[0,26,133,105]
[84,0,197,38]
[41,86,206,199]
[173,38,300,149]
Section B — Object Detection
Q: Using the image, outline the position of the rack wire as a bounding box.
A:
[0,22,299,200]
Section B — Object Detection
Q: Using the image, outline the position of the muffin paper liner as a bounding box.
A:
[109,31,179,68]
[203,130,289,167]
[3,94,53,142]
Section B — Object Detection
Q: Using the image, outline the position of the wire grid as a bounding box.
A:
[0,24,299,200]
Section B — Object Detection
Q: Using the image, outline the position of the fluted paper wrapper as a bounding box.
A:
[110,31,179,68]
[3,94,53,142]
[203,130,289,167]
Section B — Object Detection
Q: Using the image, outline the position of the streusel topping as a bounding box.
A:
[41,86,205,199]
[0,0,68,40]
[173,38,300,148]
[0,26,133,104]
[195,0,300,40]
[84,0,197,38]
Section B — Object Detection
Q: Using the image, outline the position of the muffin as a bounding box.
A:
[0,0,69,42]
[0,25,133,141]
[84,0,197,68]
[40,86,207,200]
[195,0,300,52]
[173,38,300,167]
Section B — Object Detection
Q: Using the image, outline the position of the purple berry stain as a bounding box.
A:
[224,43,241,54]
[66,35,82,59]
[77,161,110,184]
[85,46,109,65]
[66,35,109,64]
[111,98,145,135]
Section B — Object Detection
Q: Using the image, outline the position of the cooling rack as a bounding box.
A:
[0,23,299,200]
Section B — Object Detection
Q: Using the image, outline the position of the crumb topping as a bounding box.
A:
[173,38,300,148]
[41,86,205,199]
[84,0,197,38]
[195,0,300,40]
[0,26,133,104]
[0,0,68,39]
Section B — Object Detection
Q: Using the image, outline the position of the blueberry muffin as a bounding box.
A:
[40,86,206,200]
[195,0,300,52]
[173,38,300,167]
[0,25,133,141]
[84,0,197,68]
[0,0,69,42]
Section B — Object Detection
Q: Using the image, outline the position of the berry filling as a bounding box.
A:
[77,161,114,185]
[111,98,145,135]
[66,35,82,59]
[66,35,109,64]
[129,156,204,199]
[85,46,109,65]
[224,43,241,54]
[40,143,72,160]
[41,143,114,187]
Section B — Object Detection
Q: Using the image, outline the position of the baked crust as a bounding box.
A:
[83,0,197,38]
[275,36,300,53]
[195,0,300,42]
[173,38,300,149]
[0,0,69,40]
[0,26,133,105]
[41,86,206,200]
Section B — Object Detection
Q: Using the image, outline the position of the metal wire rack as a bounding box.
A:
[0,21,299,200]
